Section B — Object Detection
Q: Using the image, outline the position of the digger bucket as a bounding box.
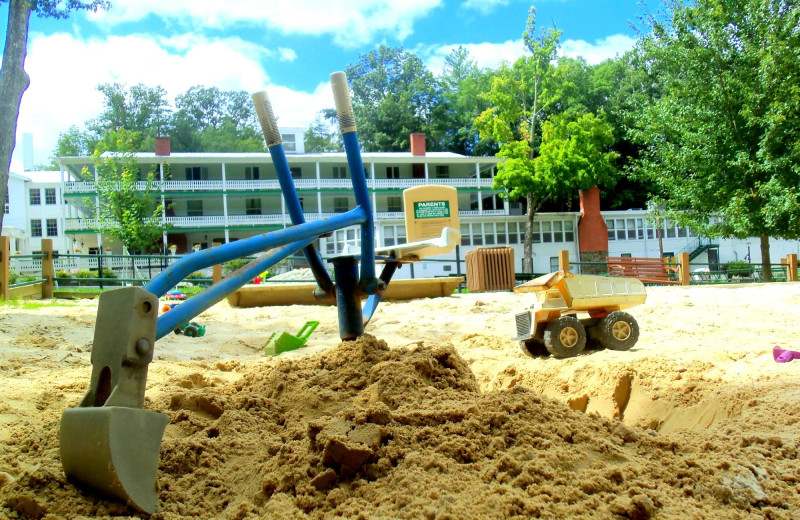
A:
[59,287,168,515]
[264,320,319,356]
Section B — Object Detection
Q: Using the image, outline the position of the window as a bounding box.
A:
[384,226,396,246]
[282,133,296,152]
[541,221,553,243]
[185,167,208,180]
[564,221,575,242]
[677,226,688,238]
[386,166,399,179]
[45,188,56,205]
[607,219,615,241]
[31,219,42,237]
[497,222,507,244]
[435,165,449,178]
[472,223,483,246]
[636,219,644,239]
[290,167,302,179]
[532,222,541,243]
[507,222,518,244]
[665,220,676,238]
[246,198,262,215]
[29,189,40,205]
[484,223,495,245]
[334,197,349,213]
[387,196,402,212]
[332,166,347,179]
[46,218,58,237]
[245,166,260,180]
[553,221,564,242]
[646,224,655,239]
[627,218,636,240]
[550,257,560,272]
[187,200,203,217]
[460,224,471,246]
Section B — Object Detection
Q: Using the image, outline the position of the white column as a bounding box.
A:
[371,162,377,222]
[160,163,167,251]
[316,161,322,216]
[221,163,229,236]
[424,163,429,180]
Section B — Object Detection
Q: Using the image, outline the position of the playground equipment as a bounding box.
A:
[514,271,646,359]
[59,71,461,514]
[264,321,319,356]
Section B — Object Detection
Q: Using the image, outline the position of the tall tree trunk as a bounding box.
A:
[0,0,32,232]
[523,193,534,273]
[760,234,772,282]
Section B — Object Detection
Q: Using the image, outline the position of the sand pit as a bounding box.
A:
[1,283,799,519]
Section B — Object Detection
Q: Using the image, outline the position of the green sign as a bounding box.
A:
[414,200,450,219]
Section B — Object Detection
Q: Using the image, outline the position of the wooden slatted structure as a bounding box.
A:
[607,256,680,285]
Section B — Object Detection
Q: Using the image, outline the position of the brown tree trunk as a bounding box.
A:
[523,193,534,273]
[760,234,772,282]
[0,0,32,232]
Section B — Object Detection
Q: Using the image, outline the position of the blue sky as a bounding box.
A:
[2,0,655,170]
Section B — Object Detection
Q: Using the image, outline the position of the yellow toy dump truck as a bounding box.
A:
[513,271,647,358]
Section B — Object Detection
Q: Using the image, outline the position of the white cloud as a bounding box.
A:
[11,32,327,169]
[422,33,636,75]
[559,34,637,64]
[278,47,298,63]
[88,0,443,49]
[422,40,526,75]
[460,0,509,15]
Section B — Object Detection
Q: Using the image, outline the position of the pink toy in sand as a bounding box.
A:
[773,346,800,363]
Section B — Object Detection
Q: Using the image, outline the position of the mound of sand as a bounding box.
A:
[1,284,799,519]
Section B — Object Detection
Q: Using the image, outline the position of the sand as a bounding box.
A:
[1,283,799,519]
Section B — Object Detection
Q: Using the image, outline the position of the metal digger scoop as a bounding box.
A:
[60,287,168,514]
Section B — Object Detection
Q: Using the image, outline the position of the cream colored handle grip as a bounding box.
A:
[251,91,282,147]
[330,71,357,134]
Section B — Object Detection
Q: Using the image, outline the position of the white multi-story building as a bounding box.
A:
[1,170,73,254]
[3,130,789,277]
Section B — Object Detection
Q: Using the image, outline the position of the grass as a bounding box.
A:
[2,299,81,310]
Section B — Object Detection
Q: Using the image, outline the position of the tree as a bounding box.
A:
[345,45,445,151]
[304,114,343,153]
[0,0,109,231]
[475,8,561,272]
[89,82,171,150]
[86,128,165,253]
[628,0,800,281]
[439,46,495,156]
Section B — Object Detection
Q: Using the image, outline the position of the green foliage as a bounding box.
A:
[627,0,800,281]
[345,46,445,151]
[223,257,252,274]
[75,270,92,278]
[91,268,116,278]
[86,127,166,253]
[8,270,18,284]
[724,260,753,277]
[304,115,343,153]
[55,269,71,279]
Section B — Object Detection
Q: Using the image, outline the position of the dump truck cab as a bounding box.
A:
[514,271,647,358]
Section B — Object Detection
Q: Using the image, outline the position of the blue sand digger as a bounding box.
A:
[58,72,462,514]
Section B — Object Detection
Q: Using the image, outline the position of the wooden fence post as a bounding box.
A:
[212,242,222,284]
[788,254,798,282]
[558,250,570,273]
[0,236,9,300]
[678,252,690,286]
[41,239,54,298]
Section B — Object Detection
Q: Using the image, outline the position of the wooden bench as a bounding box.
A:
[607,256,681,285]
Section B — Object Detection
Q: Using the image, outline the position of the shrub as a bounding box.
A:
[223,257,252,274]
[725,260,753,277]
[75,270,92,279]
[91,268,117,278]
[8,270,19,285]
[56,270,72,279]
[186,271,208,280]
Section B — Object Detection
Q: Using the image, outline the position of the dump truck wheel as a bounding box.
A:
[519,339,548,358]
[544,316,586,358]
[183,324,199,338]
[598,311,639,351]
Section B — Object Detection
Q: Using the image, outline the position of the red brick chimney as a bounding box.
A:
[155,137,171,156]
[410,133,426,156]
[578,186,608,253]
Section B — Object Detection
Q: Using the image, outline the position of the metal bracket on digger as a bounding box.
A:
[60,287,167,514]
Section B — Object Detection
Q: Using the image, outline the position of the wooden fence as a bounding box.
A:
[0,236,54,300]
